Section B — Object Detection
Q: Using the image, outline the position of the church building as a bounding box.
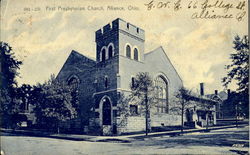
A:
[56,18,184,135]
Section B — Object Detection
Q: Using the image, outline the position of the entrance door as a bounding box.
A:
[102,98,112,135]
[103,99,111,125]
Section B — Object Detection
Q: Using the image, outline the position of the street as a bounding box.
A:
[1,126,249,155]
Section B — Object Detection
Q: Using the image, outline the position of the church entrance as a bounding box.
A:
[101,97,112,135]
[103,99,111,125]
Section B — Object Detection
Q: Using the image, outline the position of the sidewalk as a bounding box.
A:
[1,124,248,143]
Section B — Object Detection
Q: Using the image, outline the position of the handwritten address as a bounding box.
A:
[144,0,246,21]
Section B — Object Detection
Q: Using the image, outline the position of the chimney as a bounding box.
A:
[215,90,218,95]
[200,83,204,96]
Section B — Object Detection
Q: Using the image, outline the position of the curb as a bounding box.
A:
[1,124,248,142]
[129,124,248,139]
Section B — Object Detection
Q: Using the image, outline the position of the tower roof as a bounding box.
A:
[95,18,145,42]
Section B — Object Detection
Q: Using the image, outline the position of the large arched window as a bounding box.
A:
[134,48,139,61]
[68,76,79,91]
[155,76,168,113]
[126,45,131,58]
[108,45,113,58]
[101,48,106,62]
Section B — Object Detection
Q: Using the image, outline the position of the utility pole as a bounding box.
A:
[145,93,149,136]
[181,99,184,133]
[235,102,242,127]
[235,103,238,127]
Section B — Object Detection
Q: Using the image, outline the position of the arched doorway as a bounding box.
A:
[102,98,111,125]
[100,96,113,135]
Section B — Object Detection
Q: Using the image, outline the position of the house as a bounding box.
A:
[206,90,228,119]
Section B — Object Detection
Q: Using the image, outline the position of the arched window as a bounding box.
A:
[134,48,139,61]
[108,45,113,58]
[68,77,79,91]
[101,48,106,62]
[155,76,168,113]
[126,45,131,58]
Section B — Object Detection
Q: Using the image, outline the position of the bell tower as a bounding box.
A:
[95,18,145,63]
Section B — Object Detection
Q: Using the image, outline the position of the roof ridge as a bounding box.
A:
[145,46,162,55]
[71,50,96,62]
[145,46,183,83]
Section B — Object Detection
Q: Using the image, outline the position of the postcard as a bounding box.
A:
[0,0,249,154]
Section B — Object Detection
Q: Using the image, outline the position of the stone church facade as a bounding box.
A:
[57,18,183,135]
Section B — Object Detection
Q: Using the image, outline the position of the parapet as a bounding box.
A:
[95,18,145,41]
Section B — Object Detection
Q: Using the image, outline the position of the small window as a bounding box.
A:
[127,23,129,29]
[104,77,108,88]
[101,49,106,62]
[137,28,139,33]
[134,48,139,61]
[108,46,113,58]
[126,45,131,58]
[130,105,138,116]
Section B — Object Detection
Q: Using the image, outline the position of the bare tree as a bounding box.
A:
[171,87,192,132]
[116,93,130,132]
[198,99,215,130]
[130,72,156,136]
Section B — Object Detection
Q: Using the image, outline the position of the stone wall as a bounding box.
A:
[151,114,182,127]
[117,113,182,134]
[118,116,145,133]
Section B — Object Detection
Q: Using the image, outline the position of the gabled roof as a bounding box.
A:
[187,94,218,105]
[62,50,96,67]
[206,91,228,101]
[218,91,228,100]
[145,46,182,83]
[70,50,96,62]
[57,50,96,78]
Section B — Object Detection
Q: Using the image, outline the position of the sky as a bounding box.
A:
[1,0,248,94]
